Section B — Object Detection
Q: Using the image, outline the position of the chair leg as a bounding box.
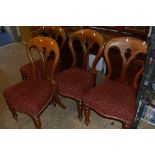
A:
[54,94,66,109]
[51,96,56,107]
[84,105,90,126]
[77,101,83,121]
[21,74,27,80]
[122,123,132,129]
[32,116,41,129]
[8,104,18,121]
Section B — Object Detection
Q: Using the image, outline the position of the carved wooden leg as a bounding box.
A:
[32,116,41,129]
[21,74,27,80]
[122,123,132,129]
[51,96,56,107]
[54,94,66,109]
[8,104,18,121]
[84,105,90,126]
[77,101,83,121]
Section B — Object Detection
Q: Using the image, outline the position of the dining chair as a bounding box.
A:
[3,36,61,128]
[56,29,105,121]
[20,26,66,80]
[83,37,147,128]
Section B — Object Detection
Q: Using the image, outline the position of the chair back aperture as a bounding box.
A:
[69,29,105,74]
[104,37,147,89]
[26,36,60,85]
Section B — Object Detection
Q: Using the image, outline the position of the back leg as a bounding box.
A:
[8,104,18,121]
[51,96,56,107]
[54,94,66,109]
[21,74,27,80]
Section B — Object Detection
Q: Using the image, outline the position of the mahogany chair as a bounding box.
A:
[3,36,61,129]
[31,26,66,50]
[20,26,66,80]
[83,37,147,128]
[56,29,105,121]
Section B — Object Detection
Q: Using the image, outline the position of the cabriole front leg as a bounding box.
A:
[84,105,90,126]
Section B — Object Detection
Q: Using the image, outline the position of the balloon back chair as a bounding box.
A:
[3,36,61,128]
[83,37,147,128]
[20,26,66,80]
[56,29,105,121]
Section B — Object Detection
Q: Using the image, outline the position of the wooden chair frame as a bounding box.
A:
[59,29,105,120]
[84,37,147,128]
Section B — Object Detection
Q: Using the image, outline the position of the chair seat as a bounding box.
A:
[3,78,52,116]
[83,80,136,123]
[20,59,53,79]
[56,67,95,101]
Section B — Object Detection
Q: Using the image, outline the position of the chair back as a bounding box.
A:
[26,36,59,85]
[69,29,105,74]
[32,26,66,50]
[104,37,147,89]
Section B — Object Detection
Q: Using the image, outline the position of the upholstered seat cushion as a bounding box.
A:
[20,60,43,79]
[20,59,53,79]
[3,78,52,116]
[83,80,136,123]
[56,67,95,101]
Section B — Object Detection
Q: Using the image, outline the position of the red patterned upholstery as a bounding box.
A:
[20,59,53,79]
[56,67,95,101]
[20,60,43,79]
[83,80,136,123]
[3,36,60,128]
[3,78,52,116]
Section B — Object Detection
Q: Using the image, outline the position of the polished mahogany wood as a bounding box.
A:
[31,26,66,50]
[27,36,66,110]
[27,36,60,128]
[122,123,132,129]
[84,105,90,126]
[32,116,41,129]
[84,37,147,128]
[4,36,61,129]
[77,101,83,121]
[27,36,59,85]
[57,29,105,121]
[104,37,147,90]
[69,29,105,73]
[7,101,18,121]
[20,26,66,80]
